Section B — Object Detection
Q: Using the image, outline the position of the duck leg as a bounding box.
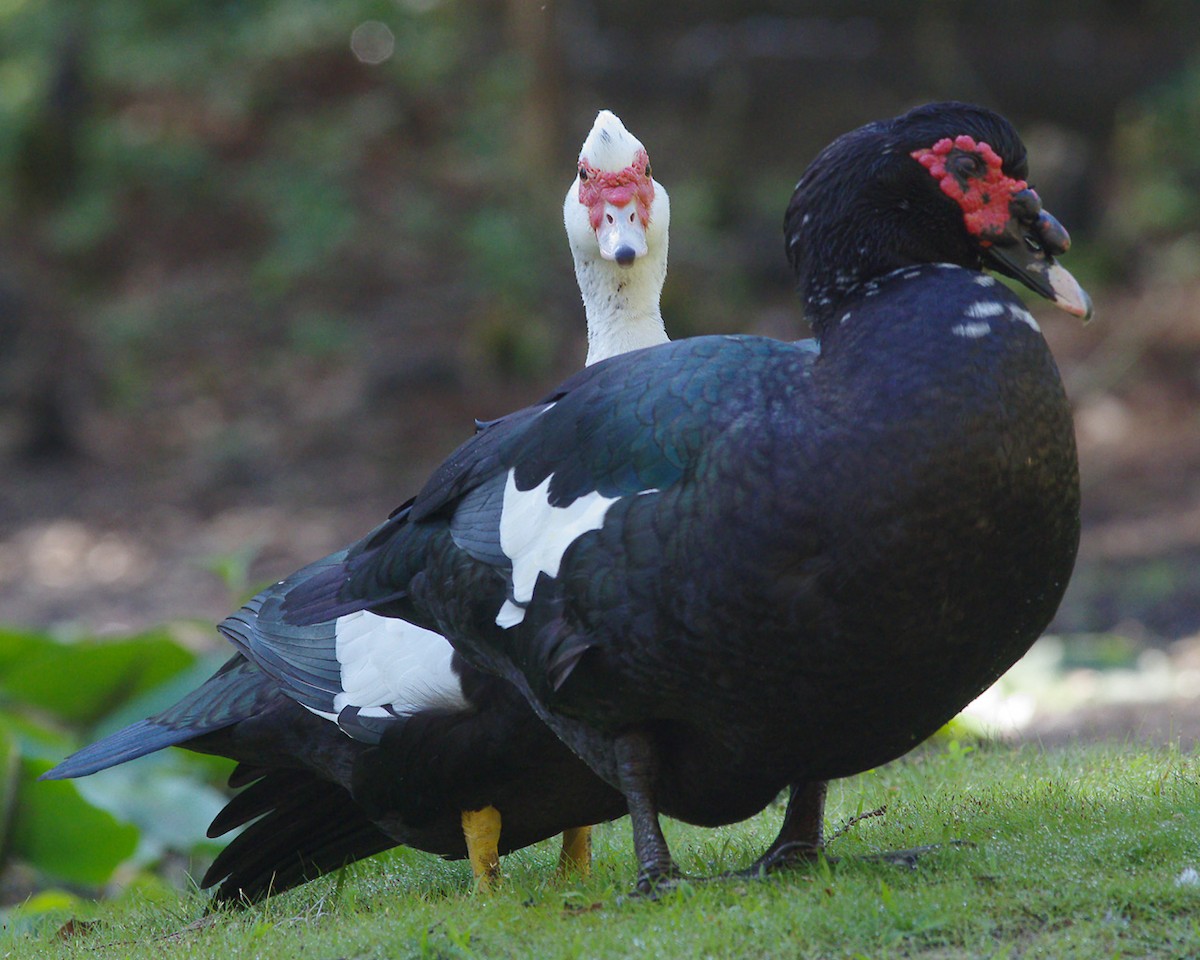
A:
[461,806,502,889]
[744,782,964,874]
[740,779,828,875]
[557,825,592,876]
[614,729,680,895]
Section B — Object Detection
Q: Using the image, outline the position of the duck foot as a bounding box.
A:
[733,839,824,878]
[737,837,972,880]
[461,806,502,891]
[557,825,593,878]
[736,799,972,878]
[735,781,836,877]
[859,839,975,870]
[625,839,972,902]
[622,867,696,901]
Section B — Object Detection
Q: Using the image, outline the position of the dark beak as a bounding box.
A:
[982,189,1093,322]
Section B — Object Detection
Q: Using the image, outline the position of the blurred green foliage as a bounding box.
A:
[0,626,231,899]
[0,0,562,395]
[11,761,140,886]
[0,628,189,724]
[1112,53,1200,279]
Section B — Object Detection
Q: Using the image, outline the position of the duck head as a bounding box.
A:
[564,110,671,365]
[564,110,670,270]
[784,101,1092,337]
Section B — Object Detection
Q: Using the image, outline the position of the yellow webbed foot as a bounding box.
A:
[557,825,592,877]
[461,806,502,890]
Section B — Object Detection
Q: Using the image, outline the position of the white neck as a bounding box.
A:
[573,238,669,366]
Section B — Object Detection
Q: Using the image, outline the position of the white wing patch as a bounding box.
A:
[965,301,1006,319]
[952,299,1041,340]
[495,598,527,629]
[331,611,467,716]
[497,469,655,628]
[952,322,992,339]
[1008,303,1040,332]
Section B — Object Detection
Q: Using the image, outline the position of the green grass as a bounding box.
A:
[7,740,1200,959]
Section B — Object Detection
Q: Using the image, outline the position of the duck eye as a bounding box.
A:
[645,163,652,179]
[579,168,588,181]
[949,152,985,179]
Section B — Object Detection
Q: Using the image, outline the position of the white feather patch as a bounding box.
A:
[580,110,646,171]
[495,598,526,629]
[497,470,655,627]
[952,322,992,339]
[331,611,467,716]
[965,301,1006,319]
[1008,304,1041,331]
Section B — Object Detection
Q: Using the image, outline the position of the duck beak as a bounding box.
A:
[596,201,648,267]
[982,189,1093,322]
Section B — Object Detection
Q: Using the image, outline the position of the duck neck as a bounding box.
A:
[573,250,669,366]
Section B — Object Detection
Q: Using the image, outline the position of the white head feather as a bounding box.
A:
[579,109,648,173]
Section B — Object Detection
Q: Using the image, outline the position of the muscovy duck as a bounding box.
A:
[250,101,1089,894]
[42,109,671,901]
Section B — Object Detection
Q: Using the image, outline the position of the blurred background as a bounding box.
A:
[1,0,1200,903]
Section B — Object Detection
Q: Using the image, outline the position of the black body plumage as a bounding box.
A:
[292,265,1077,828]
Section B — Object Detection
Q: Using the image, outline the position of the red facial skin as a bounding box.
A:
[578,147,655,231]
[911,135,1032,245]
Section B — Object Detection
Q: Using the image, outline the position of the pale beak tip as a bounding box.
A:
[1048,262,1094,323]
[1057,289,1094,323]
